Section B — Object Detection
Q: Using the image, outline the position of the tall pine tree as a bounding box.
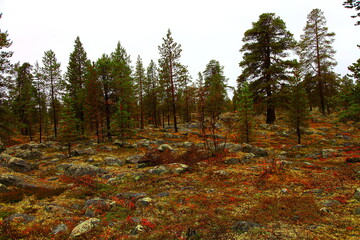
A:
[299,9,337,115]
[158,29,183,132]
[134,55,145,129]
[0,13,14,143]
[239,13,296,124]
[41,50,62,138]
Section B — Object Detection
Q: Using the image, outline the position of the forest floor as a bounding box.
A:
[0,111,359,239]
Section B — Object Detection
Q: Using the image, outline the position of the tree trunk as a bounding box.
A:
[169,56,178,133]
[315,20,325,115]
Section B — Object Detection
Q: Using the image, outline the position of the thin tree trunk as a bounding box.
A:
[169,56,178,132]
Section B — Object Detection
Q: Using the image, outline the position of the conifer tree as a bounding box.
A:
[135,55,145,129]
[111,102,133,146]
[299,9,337,115]
[41,50,62,138]
[203,60,228,124]
[236,82,254,143]
[0,13,14,142]
[145,60,159,127]
[111,42,134,134]
[286,70,310,144]
[59,94,80,156]
[12,62,37,140]
[239,13,296,124]
[196,72,206,136]
[343,0,360,25]
[33,62,47,143]
[158,29,183,132]
[96,54,113,141]
[84,63,104,143]
[66,36,89,134]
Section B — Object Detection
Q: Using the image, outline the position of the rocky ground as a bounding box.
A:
[0,112,359,239]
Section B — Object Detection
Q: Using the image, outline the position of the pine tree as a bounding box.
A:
[158,29,183,132]
[239,13,296,124]
[236,82,254,143]
[343,0,360,25]
[66,36,89,134]
[59,94,80,156]
[0,13,14,143]
[135,55,145,129]
[12,62,37,140]
[196,72,206,136]
[286,70,310,144]
[203,60,228,124]
[111,42,134,133]
[299,9,337,115]
[111,102,133,146]
[96,54,113,141]
[41,50,62,138]
[84,63,104,143]
[144,60,159,127]
[33,61,47,143]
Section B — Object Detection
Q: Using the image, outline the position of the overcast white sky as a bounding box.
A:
[1,0,359,89]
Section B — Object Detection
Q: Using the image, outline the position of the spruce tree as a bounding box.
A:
[111,42,134,134]
[299,9,337,115]
[239,13,296,124]
[66,36,89,134]
[236,82,254,143]
[286,70,310,144]
[12,62,37,140]
[59,94,80,156]
[203,60,228,124]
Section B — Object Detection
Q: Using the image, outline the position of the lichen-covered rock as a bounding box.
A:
[148,163,189,175]
[14,149,42,159]
[52,223,68,235]
[157,144,175,152]
[126,155,144,164]
[0,174,37,188]
[242,144,268,157]
[4,213,36,223]
[104,156,125,166]
[136,197,153,207]
[64,164,108,177]
[354,188,360,201]
[232,221,262,233]
[72,148,96,156]
[148,165,169,175]
[69,218,100,238]
[7,157,38,173]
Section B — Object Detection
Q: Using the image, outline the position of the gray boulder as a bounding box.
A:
[69,218,100,238]
[232,221,262,233]
[0,174,37,188]
[52,223,68,235]
[242,144,268,157]
[104,156,125,166]
[7,157,38,173]
[126,155,144,164]
[14,149,42,159]
[64,164,107,177]
[72,148,96,156]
